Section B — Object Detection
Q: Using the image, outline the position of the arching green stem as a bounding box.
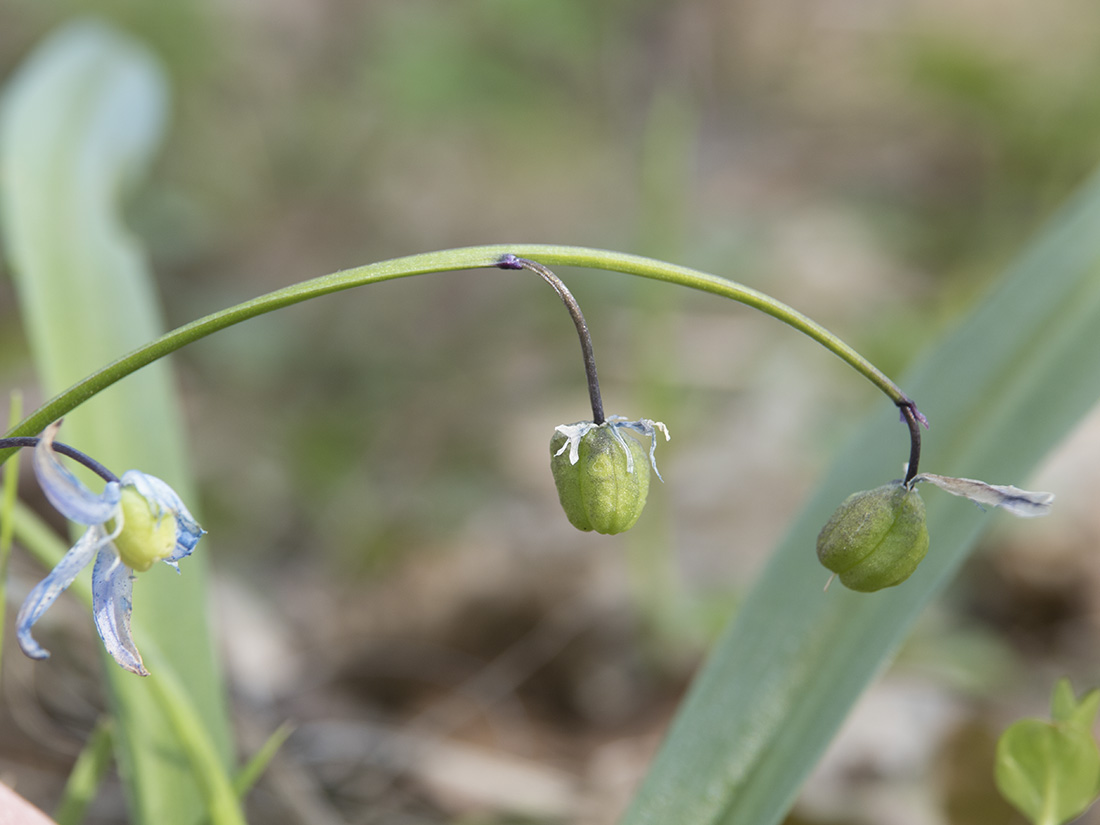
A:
[1,244,917,460]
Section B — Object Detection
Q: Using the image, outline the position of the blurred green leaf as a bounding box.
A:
[996,718,1100,825]
[54,718,114,825]
[622,164,1100,824]
[1012,678,1100,824]
[1051,679,1100,732]
[0,19,231,823]
[144,659,245,825]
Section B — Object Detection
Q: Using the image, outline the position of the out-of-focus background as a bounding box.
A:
[3,1,1100,823]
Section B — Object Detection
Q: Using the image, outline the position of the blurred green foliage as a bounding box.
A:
[900,22,1100,279]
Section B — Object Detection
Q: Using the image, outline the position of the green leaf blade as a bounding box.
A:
[1049,679,1100,733]
[0,20,232,824]
[996,719,1100,825]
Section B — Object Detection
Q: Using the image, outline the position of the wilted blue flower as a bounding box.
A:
[17,422,204,676]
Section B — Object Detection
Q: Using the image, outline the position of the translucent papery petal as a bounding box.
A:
[915,472,1055,518]
[16,526,106,660]
[169,521,204,563]
[92,546,147,676]
[553,422,594,466]
[121,470,205,565]
[121,470,190,522]
[34,423,120,525]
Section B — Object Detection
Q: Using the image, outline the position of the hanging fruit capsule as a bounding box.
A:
[816,482,929,592]
[550,417,668,535]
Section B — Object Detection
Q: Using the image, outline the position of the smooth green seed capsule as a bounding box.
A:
[816,482,929,592]
[551,424,650,534]
[109,487,177,572]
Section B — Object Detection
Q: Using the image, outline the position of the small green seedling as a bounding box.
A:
[996,679,1100,825]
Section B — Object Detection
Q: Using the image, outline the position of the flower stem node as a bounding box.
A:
[550,417,669,535]
[816,482,929,592]
[16,422,205,676]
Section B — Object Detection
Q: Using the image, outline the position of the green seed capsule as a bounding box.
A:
[551,423,650,534]
[109,487,177,573]
[816,482,929,592]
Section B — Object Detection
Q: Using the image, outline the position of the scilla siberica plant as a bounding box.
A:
[0,246,1069,824]
[2,251,1052,666]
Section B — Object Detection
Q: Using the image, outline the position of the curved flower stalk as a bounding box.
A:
[16,422,204,675]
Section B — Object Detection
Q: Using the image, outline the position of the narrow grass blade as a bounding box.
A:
[0,20,232,823]
[54,718,115,825]
[233,723,294,799]
[143,659,246,825]
[623,171,1100,825]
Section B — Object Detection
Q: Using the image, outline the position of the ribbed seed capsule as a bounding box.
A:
[816,482,929,592]
[551,424,650,535]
